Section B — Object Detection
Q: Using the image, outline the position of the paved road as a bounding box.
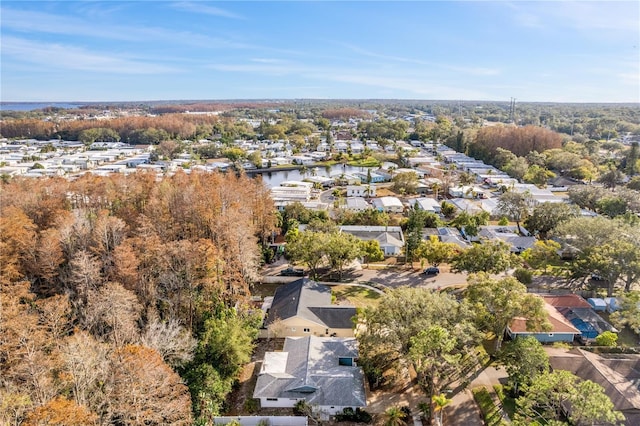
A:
[262,260,469,290]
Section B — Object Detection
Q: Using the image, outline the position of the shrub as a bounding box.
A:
[244,398,259,413]
[514,268,533,285]
[334,407,372,423]
[595,331,618,347]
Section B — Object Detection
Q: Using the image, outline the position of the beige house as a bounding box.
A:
[262,279,356,338]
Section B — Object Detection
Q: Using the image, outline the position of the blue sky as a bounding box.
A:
[1,1,638,102]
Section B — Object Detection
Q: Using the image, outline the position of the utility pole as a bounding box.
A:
[508,97,516,124]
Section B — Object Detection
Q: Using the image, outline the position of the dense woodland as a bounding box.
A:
[0,172,277,425]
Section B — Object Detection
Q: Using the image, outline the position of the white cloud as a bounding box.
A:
[505,1,639,34]
[171,1,244,19]
[2,36,179,74]
[0,7,252,49]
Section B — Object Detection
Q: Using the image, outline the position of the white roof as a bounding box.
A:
[373,196,403,207]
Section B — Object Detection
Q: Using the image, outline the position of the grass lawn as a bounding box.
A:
[599,311,639,347]
[472,387,509,426]
[347,157,381,167]
[493,384,516,419]
[332,284,381,308]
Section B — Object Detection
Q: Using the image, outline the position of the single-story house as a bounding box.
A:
[508,301,581,343]
[354,171,386,183]
[344,197,372,212]
[413,197,441,213]
[422,227,471,249]
[254,336,367,416]
[347,185,376,197]
[262,279,356,338]
[371,196,404,213]
[476,226,536,254]
[339,225,405,256]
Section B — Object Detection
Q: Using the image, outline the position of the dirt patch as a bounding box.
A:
[224,338,285,415]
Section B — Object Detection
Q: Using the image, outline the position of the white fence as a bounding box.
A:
[214,416,307,426]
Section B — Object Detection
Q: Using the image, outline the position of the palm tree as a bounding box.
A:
[384,407,406,426]
[432,394,452,426]
[431,182,442,200]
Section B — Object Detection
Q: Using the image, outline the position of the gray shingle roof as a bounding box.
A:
[265,279,356,329]
[254,336,367,408]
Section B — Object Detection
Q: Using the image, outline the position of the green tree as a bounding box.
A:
[392,172,419,195]
[515,370,624,425]
[523,165,556,187]
[360,240,385,265]
[496,191,535,234]
[223,147,246,162]
[285,231,327,279]
[440,201,456,219]
[78,127,121,144]
[384,406,406,426]
[325,232,362,280]
[357,288,478,424]
[499,336,549,395]
[502,156,529,181]
[522,240,561,273]
[184,309,260,421]
[415,236,459,267]
[432,393,452,426]
[247,151,262,168]
[524,202,579,239]
[556,217,640,294]
[596,196,628,218]
[466,273,550,350]
[410,326,466,423]
[451,240,519,274]
[598,167,625,190]
[594,330,618,347]
[610,291,640,334]
[569,380,625,426]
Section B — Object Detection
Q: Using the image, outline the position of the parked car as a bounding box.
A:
[422,267,440,276]
[280,266,305,277]
[591,273,605,281]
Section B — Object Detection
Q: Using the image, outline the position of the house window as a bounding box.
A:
[339,357,354,366]
[303,328,310,333]
[266,398,278,401]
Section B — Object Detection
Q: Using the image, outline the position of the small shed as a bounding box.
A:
[604,297,620,313]
[587,298,607,312]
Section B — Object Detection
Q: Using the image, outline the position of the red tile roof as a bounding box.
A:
[541,294,591,309]
[509,302,580,334]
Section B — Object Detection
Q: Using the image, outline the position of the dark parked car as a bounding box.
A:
[591,273,605,281]
[280,266,305,277]
[422,266,440,276]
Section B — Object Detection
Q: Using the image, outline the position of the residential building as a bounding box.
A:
[254,336,367,416]
[507,301,581,343]
[339,225,405,256]
[346,185,376,197]
[262,279,356,338]
[371,196,404,213]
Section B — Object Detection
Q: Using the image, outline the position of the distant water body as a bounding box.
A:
[0,102,85,111]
